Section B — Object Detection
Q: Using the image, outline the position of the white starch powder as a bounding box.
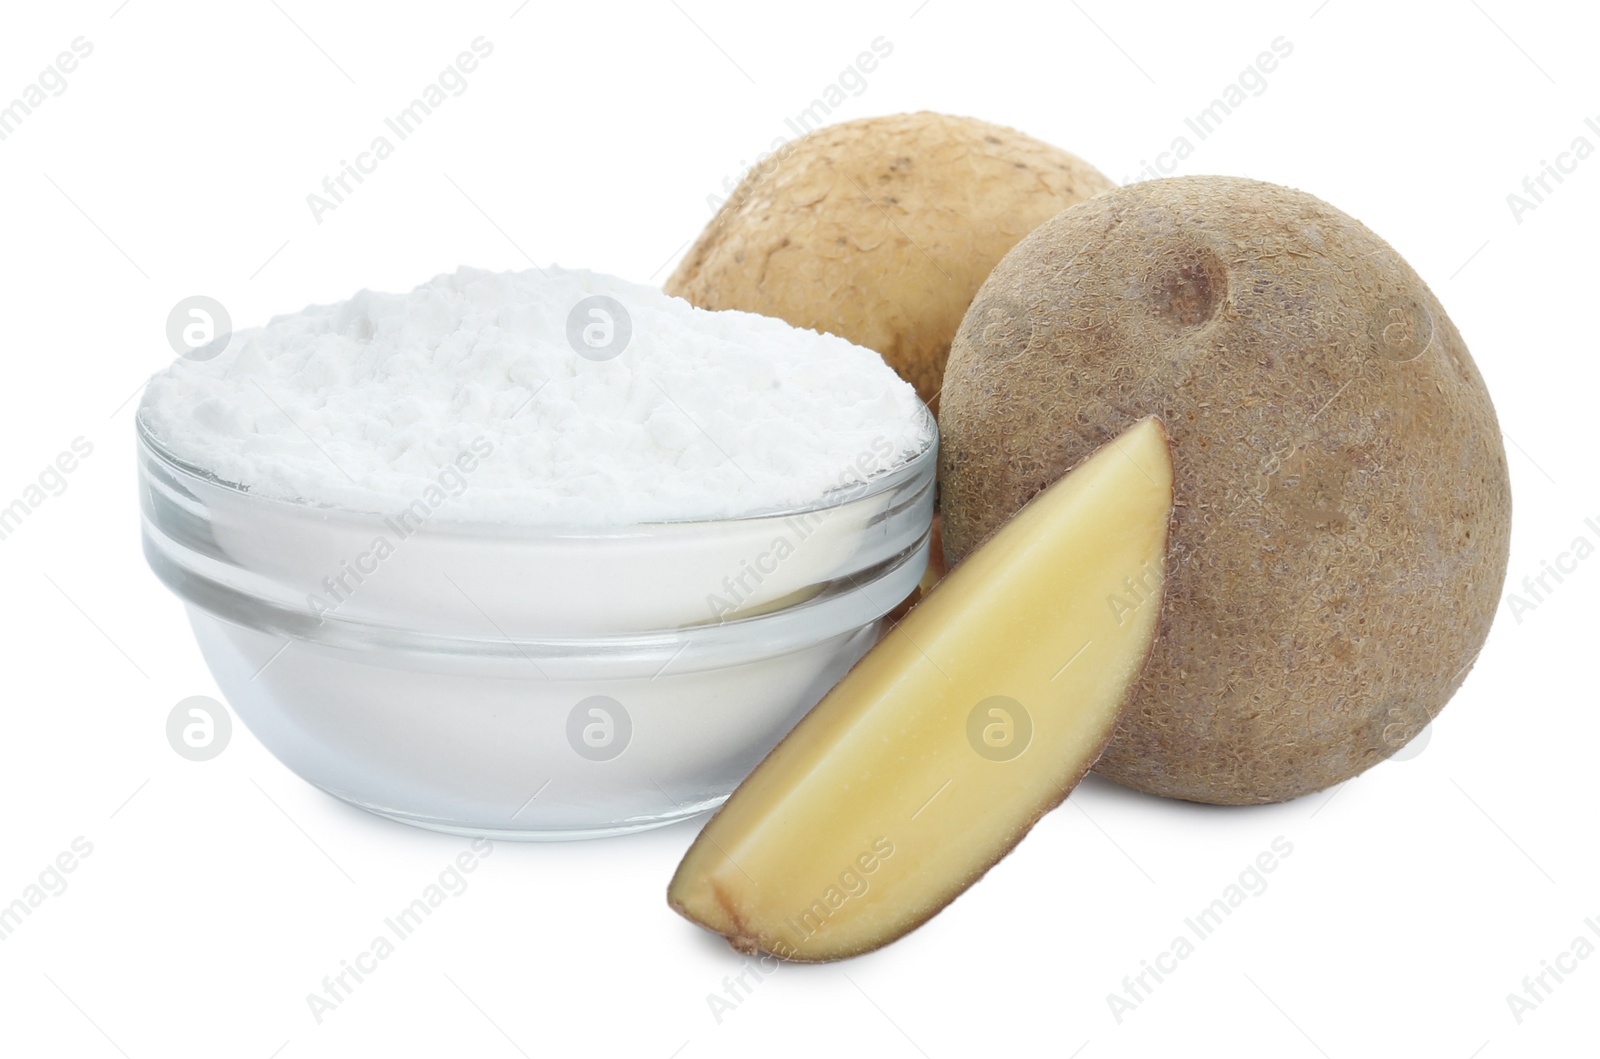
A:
[140,267,931,526]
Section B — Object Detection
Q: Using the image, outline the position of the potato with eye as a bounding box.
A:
[666,112,1113,413]
[938,175,1513,805]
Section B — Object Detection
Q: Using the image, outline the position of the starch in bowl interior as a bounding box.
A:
[139,266,933,526]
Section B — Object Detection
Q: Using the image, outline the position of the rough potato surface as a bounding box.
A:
[938,176,1512,804]
[666,112,1114,411]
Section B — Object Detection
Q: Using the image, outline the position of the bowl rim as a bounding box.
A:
[159,528,930,665]
[135,403,937,537]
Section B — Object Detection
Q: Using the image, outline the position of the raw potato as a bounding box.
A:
[665,112,1114,411]
[939,176,1512,805]
[669,419,1173,961]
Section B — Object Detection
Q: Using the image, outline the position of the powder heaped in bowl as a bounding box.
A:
[139,266,933,526]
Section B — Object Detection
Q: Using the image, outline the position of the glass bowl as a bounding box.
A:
[137,412,936,839]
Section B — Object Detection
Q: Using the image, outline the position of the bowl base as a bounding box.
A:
[324,786,727,842]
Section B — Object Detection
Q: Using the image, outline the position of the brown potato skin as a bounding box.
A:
[938,176,1512,805]
[666,112,1114,412]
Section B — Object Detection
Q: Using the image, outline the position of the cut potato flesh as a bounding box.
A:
[668,417,1175,961]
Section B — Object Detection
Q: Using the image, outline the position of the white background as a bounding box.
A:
[1,1,1596,1056]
